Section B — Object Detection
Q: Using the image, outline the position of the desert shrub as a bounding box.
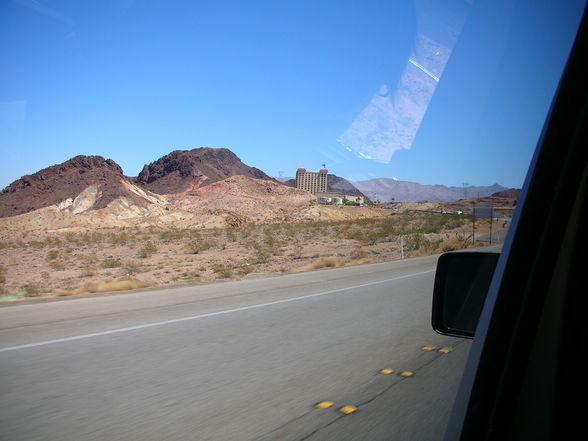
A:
[65,232,79,245]
[22,283,41,297]
[349,247,368,260]
[337,222,352,235]
[46,249,60,261]
[72,232,104,246]
[26,237,53,247]
[296,256,338,272]
[49,260,66,271]
[212,263,233,279]
[282,224,296,238]
[345,228,366,242]
[123,262,144,275]
[290,244,304,259]
[57,278,154,296]
[0,265,5,284]
[405,233,428,251]
[403,232,446,256]
[181,271,200,280]
[366,219,396,244]
[252,244,272,264]
[80,265,96,277]
[424,214,453,233]
[137,241,157,258]
[441,235,471,252]
[399,212,467,235]
[187,240,215,254]
[225,228,238,242]
[159,229,186,241]
[312,256,338,268]
[237,263,254,275]
[102,257,122,268]
[263,232,277,247]
[355,218,379,227]
[269,244,284,256]
[109,231,130,245]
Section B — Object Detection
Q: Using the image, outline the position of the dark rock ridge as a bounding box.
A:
[326,174,368,199]
[491,188,521,199]
[135,147,274,194]
[0,155,150,218]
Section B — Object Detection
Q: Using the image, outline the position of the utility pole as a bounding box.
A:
[400,235,404,259]
[489,205,494,244]
[472,201,476,247]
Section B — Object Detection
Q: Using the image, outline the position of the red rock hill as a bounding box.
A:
[0,155,151,218]
[135,147,274,194]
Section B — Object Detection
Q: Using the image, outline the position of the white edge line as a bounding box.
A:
[0,270,435,353]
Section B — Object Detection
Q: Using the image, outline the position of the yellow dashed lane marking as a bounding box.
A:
[339,405,358,414]
[315,401,334,409]
[379,368,395,375]
[399,371,415,377]
[421,345,437,351]
[438,347,454,354]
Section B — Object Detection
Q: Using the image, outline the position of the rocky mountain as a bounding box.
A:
[135,147,274,194]
[281,174,368,200]
[0,155,163,218]
[352,178,508,202]
[0,148,277,219]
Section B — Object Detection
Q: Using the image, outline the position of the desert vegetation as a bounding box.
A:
[0,211,504,301]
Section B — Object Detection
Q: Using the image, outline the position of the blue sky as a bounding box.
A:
[1,0,585,190]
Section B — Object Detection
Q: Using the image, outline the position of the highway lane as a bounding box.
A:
[0,255,470,441]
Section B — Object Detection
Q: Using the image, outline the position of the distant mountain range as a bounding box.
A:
[352,178,509,203]
[279,175,512,203]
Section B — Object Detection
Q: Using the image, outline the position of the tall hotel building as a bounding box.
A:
[295,168,328,194]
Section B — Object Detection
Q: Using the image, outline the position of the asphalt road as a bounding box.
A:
[0,255,471,441]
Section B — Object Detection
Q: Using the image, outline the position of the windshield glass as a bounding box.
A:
[1,1,585,440]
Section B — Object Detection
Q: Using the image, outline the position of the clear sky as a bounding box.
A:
[1,0,585,190]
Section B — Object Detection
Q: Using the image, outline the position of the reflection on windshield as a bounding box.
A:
[338,0,469,163]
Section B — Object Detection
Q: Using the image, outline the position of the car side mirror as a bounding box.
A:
[432,252,500,338]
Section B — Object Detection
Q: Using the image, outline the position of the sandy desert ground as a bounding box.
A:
[0,208,507,302]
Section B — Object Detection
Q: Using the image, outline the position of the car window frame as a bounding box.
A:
[442,5,588,440]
